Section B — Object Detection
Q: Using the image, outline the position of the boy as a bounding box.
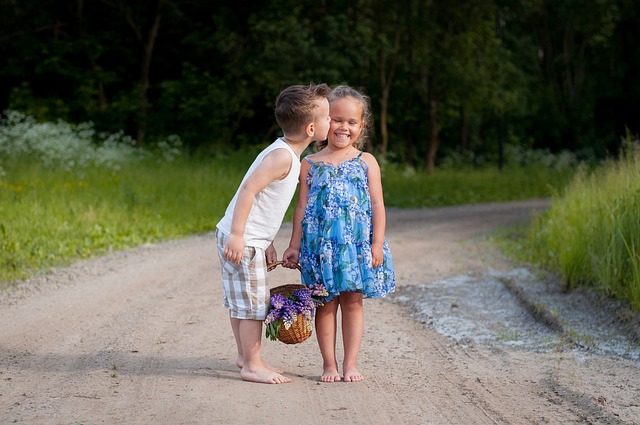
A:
[215,83,331,384]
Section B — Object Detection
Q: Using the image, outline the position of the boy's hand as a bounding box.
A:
[282,247,300,268]
[223,234,245,265]
[265,243,277,265]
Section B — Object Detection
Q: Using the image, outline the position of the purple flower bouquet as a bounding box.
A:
[265,284,328,343]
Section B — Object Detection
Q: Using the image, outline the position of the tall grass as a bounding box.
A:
[523,140,640,310]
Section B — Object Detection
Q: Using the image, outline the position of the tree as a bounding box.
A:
[98,0,167,146]
[1,0,638,160]
[361,0,407,160]
[404,0,503,171]
[517,0,621,153]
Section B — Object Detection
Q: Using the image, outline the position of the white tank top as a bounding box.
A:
[216,138,300,250]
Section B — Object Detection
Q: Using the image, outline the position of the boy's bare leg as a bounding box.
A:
[230,315,283,373]
[340,292,365,382]
[315,299,341,382]
[230,315,243,365]
[237,319,291,384]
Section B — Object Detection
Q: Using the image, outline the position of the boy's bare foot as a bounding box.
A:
[240,365,291,384]
[235,355,283,374]
[343,365,364,382]
[320,366,342,382]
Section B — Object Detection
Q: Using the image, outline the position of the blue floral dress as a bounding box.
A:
[298,153,396,302]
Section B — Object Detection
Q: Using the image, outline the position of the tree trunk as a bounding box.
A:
[102,0,163,146]
[75,0,108,111]
[405,132,415,166]
[136,0,162,146]
[90,59,108,110]
[426,98,439,173]
[379,89,388,156]
[460,104,469,155]
[377,29,401,160]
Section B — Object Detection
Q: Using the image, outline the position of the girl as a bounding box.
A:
[283,85,395,382]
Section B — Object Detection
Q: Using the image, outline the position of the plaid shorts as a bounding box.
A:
[215,229,269,320]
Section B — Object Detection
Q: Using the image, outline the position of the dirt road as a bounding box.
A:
[1,199,639,424]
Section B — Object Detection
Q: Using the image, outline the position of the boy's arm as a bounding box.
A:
[283,159,311,267]
[223,149,292,265]
[362,153,386,268]
[265,243,277,265]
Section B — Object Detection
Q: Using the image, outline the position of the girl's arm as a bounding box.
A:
[362,152,386,268]
[282,159,312,267]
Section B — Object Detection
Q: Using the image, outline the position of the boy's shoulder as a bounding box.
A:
[249,143,296,181]
[257,139,294,160]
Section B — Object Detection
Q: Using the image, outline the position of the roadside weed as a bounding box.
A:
[523,139,640,310]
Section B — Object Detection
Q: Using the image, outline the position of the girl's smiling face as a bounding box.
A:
[327,97,365,149]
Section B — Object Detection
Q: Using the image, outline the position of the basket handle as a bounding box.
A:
[267,260,301,272]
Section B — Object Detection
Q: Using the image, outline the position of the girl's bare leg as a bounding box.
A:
[339,292,364,382]
[315,299,341,382]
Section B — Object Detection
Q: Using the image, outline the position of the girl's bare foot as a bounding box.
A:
[320,365,341,382]
[236,355,283,374]
[343,365,364,382]
[240,365,291,384]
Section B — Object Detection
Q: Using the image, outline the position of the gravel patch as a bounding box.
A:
[391,268,640,365]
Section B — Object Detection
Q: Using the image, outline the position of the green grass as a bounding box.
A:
[512,143,640,310]
[382,163,573,207]
[0,152,575,288]
[0,111,584,289]
[0,154,245,284]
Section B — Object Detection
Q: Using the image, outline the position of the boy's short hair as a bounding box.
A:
[274,83,331,136]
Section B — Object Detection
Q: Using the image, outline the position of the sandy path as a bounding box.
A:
[1,199,639,424]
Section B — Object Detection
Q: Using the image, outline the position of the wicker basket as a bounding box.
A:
[267,261,313,345]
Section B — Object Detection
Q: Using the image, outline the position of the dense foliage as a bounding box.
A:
[1,0,639,169]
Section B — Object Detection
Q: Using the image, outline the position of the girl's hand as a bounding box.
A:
[282,247,300,268]
[371,242,384,268]
[224,234,245,265]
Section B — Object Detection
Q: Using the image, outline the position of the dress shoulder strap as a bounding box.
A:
[304,156,314,164]
[357,151,369,172]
